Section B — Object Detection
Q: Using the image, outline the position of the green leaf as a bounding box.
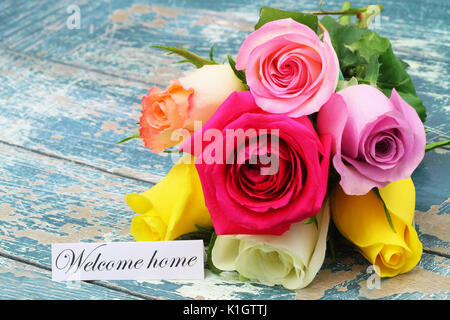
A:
[115,133,140,144]
[377,45,427,122]
[345,31,384,87]
[321,18,427,122]
[162,149,183,154]
[385,89,426,123]
[425,139,450,152]
[152,45,218,68]
[195,224,214,234]
[175,231,212,242]
[209,44,216,62]
[364,54,381,86]
[336,76,358,92]
[321,17,366,71]
[207,231,223,275]
[399,58,410,69]
[304,216,319,229]
[345,30,390,62]
[227,54,249,89]
[255,6,318,32]
[373,188,396,233]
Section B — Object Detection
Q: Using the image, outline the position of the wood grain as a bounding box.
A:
[0,0,448,299]
[0,256,141,299]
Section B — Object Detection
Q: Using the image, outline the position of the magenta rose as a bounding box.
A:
[181,91,331,235]
[317,84,426,195]
[235,18,339,117]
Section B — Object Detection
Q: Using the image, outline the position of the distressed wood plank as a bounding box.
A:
[0,143,448,299]
[0,0,448,77]
[0,48,448,254]
[0,0,448,299]
[0,256,140,299]
[0,0,447,183]
[0,47,176,184]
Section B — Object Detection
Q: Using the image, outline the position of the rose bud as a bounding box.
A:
[331,178,423,277]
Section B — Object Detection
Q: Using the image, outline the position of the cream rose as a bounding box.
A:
[211,198,330,290]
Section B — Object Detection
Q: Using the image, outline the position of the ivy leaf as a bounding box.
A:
[341,30,386,85]
[377,45,427,122]
[346,30,426,121]
[321,17,427,122]
[255,6,318,32]
[364,54,381,86]
[152,45,218,68]
[345,30,390,62]
[321,16,366,71]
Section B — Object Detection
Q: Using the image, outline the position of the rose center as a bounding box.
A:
[365,131,403,165]
[149,102,170,129]
[375,138,392,156]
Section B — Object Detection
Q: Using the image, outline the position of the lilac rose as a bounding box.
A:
[318,84,426,195]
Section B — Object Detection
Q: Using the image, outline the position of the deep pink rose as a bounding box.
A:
[181,91,331,235]
[318,84,426,195]
[236,18,339,117]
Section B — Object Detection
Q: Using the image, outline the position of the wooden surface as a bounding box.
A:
[0,0,448,300]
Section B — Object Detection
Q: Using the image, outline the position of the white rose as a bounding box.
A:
[211,198,330,290]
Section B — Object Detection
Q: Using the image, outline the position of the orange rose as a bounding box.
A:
[140,64,245,153]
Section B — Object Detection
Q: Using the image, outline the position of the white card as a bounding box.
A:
[51,240,205,281]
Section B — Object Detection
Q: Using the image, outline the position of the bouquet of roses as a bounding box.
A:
[120,3,449,290]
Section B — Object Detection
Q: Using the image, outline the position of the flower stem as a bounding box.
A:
[307,9,365,15]
[425,139,450,152]
[307,4,384,16]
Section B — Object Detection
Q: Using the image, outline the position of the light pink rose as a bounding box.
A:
[236,18,339,117]
[318,84,426,195]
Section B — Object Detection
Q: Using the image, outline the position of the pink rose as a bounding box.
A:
[140,64,245,153]
[236,18,339,117]
[318,84,426,195]
[181,91,331,235]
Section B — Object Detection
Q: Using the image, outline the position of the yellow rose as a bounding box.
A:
[126,154,212,241]
[211,198,330,290]
[331,178,423,277]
